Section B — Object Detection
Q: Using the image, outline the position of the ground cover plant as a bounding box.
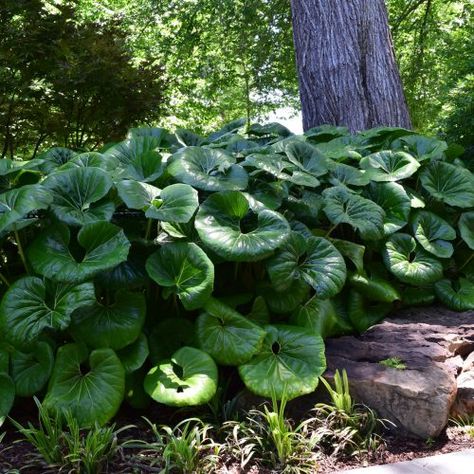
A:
[0,120,473,427]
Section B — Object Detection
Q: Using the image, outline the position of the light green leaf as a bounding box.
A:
[168,147,248,191]
[144,346,218,407]
[27,222,130,283]
[69,292,146,350]
[434,278,474,311]
[146,242,214,310]
[43,167,114,226]
[323,186,385,240]
[239,325,326,400]
[195,191,290,261]
[196,298,266,366]
[267,233,346,297]
[383,233,443,284]
[0,276,95,347]
[44,344,125,427]
[420,161,474,208]
[411,211,456,258]
[360,150,420,181]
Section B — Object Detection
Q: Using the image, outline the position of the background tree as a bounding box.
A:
[290,0,412,132]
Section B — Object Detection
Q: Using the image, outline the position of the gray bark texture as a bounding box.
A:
[290,0,412,132]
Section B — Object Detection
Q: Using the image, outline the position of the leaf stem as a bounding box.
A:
[234,262,240,281]
[14,228,29,274]
[325,224,338,238]
[145,219,153,240]
[459,253,474,272]
[0,271,10,287]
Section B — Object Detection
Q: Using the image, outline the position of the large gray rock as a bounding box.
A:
[324,307,474,438]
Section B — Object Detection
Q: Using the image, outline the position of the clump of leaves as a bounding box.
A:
[126,417,220,473]
[222,393,319,473]
[379,357,407,370]
[0,120,472,421]
[312,370,389,458]
[11,399,130,473]
[450,415,474,439]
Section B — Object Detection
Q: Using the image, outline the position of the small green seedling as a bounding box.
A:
[379,357,407,370]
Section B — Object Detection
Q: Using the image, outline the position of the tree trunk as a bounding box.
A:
[290,0,412,132]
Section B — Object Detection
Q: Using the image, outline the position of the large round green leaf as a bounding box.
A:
[144,346,218,407]
[69,292,146,350]
[117,180,199,223]
[27,222,130,283]
[127,126,177,149]
[391,134,447,161]
[331,239,366,274]
[410,211,456,258]
[117,333,149,373]
[37,147,77,173]
[347,290,392,333]
[146,242,214,310]
[44,344,125,427]
[291,297,352,338]
[239,325,326,400]
[168,147,248,191]
[348,273,400,303]
[363,182,411,235]
[0,185,52,234]
[266,233,346,297]
[459,212,474,250]
[0,373,15,425]
[383,233,443,284]
[258,279,311,314]
[11,342,54,397]
[434,278,474,311]
[57,152,119,172]
[195,191,290,261]
[284,141,328,176]
[0,276,95,347]
[328,162,369,187]
[420,161,474,208]
[360,150,420,182]
[196,298,266,366]
[323,186,385,240]
[43,167,114,226]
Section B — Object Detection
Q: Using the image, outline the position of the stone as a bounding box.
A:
[324,306,474,438]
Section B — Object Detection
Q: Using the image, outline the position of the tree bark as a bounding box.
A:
[290,0,412,132]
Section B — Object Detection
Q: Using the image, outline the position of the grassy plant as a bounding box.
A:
[223,392,318,473]
[379,357,407,370]
[450,414,474,438]
[127,417,220,473]
[313,370,389,458]
[11,398,130,473]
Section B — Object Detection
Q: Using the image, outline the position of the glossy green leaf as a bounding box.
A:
[0,185,52,234]
[0,276,95,347]
[411,211,456,258]
[146,242,214,310]
[144,346,218,407]
[247,296,270,326]
[347,290,392,333]
[43,167,114,225]
[37,147,77,173]
[27,222,130,283]
[420,161,474,208]
[117,334,149,373]
[434,278,474,311]
[323,186,385,240]
[116,180,160,210]
[258,279,311,314]
[196,298,266,366]
[284,141,328,176]
[364,182,411,235]
[392,135,447,161]
[44,344,125,427]
[239,325,326,400]
[383,233,443,284]
[128,127,177,149]
[195,191,290,261]
[360,150,420,181]
[267,233,346,297]
[69,292,145,350]
[291,297,352,338]
[105,136,165,182]
[0,373,15,425]
[328,162,369,187]
[58,152,119,173]
[459,212,474,250]
[11,342,54,397]
[331,239,365,274]
[348,273,400,303]
[168,147,248,191]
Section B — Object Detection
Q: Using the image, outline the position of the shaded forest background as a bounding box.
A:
[1,0,472,158]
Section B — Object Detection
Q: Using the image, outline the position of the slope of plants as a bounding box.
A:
[0,120,473,426]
